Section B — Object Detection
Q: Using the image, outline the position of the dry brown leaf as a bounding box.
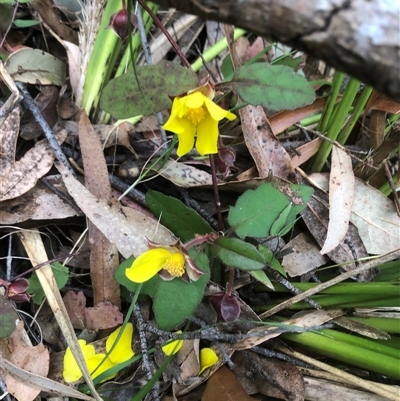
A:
[0,105,66,201]
[239,105,294,179]
[201,365,256,401]
[0,321,49,401]
[282,232,328,277]
[20,85,59,140]
[269,97,330,134]
[63,291,123,330]
[233,351,305,401]
[320,146,355,255]
[291,138,323,168]
[57,162,176,258]
[0,175,80,224]
[79,110,120,307]
[300,182,372,281]
[311,173,400,255]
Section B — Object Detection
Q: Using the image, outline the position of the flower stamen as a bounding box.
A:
[164,253,186,277]
[185,107,206,126]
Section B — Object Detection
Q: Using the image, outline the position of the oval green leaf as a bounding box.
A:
[231,63,315,112]
[212,237,266,271]
[100,61,198,118]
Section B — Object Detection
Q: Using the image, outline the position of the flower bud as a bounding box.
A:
[108,8,138,41]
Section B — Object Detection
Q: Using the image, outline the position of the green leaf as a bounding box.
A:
[13,19,40,27]
[270,202,293,236]
[230,64,315,112]
[100,61,198,118]
[258,244,287,277]
[146,190,213,242]
[249,270,274,290]
[115,257,160,297]
[228,182,313,239]
[153,251,209,330]
[212,237,266,271]
[0,295,18,338]
[28,262,69,305]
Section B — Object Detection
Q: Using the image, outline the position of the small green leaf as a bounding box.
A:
[249,270,274,290]
[0,295,18,338]
[28,262,69,304]
[230,64,315,112]
[228,182,313,239]
[153,251,209,330]
[146,190,213,242]
[212,237,266,271]
[270,202,293,236]
[13,19,40,27]
[258,244,287,277]
[115,257,160,297]
[100,61,198,118]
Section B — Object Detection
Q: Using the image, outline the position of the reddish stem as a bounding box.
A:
[136,0,192,69]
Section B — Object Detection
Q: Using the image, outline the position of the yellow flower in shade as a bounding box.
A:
[198,347,218,375]
[106,322,135,364]
[63,324,135,383]
[162,331,184,356]
[125,241,203,283]
[163,83,236,157]
[63,339,95,383]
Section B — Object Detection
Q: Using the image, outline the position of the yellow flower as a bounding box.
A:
[63,324,135,383]
[163,83,236,157]
[63,339,95,383]
[162,331,184,356]
[198,347,218,375]
[106,322,135,364]
[125,241,203,283]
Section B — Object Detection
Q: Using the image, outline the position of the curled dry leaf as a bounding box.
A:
[311,173,400,254]
[239,105,294,179]
[0,175,80,224]
[0,321,49,401]
[320,146,355,255]
[0,105,67,201]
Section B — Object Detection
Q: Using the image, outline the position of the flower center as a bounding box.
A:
[164,252,186,277]
[185,106,206,126]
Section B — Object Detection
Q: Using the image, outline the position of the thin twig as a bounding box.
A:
[134,304,159,401]
[15,82,75,176]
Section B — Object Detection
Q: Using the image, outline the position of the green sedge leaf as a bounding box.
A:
[270,202,293,236]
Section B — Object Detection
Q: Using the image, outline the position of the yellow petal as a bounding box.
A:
[175,120,196,156]
[63,339,95,383]
[203,97,236,122]
[125,248,171,283]
[162,331,183,356]
[196,115,219,155]
[199,348,218,375]
[184,91,205,109]
[87,353,116,381]
[106,323,134,364]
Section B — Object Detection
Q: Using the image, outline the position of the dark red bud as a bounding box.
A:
[209,293,241,322]
[6,278,31,303]
[108,9,138,41]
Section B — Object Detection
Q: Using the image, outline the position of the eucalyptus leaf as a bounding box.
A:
[230,64,315,112]
[212,237,266,271]
[100,61,198,118]
[146,190,213,242]
[228,182,313,239]
[153,251,209,330]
